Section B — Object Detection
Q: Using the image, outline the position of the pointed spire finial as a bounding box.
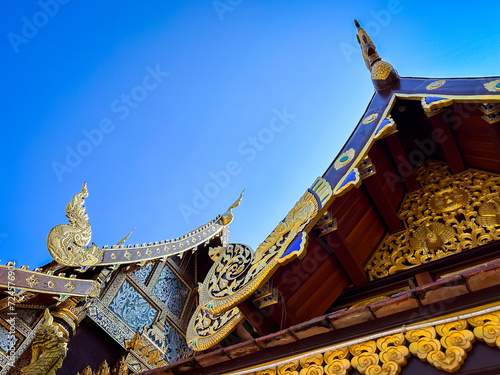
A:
[354,19,399,91]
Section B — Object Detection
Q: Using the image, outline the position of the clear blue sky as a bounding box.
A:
[1,1,499,269]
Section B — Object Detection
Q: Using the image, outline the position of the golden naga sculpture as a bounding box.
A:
[47,182,104,267]
[47,184,241,270]
[187,178,332,350]
[22,309,68,375]
[199,180,328,315]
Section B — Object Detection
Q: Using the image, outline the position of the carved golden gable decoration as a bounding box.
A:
[366,161,500,280]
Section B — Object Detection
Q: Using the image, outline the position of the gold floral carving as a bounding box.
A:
[186,305,244,351]
[76,358,130,375]
[477,199,500,226]
[371,61,392,81]
[366,161,500,280]
[21,309,68,375]
[229,309,500,375]
[349,341,379,374]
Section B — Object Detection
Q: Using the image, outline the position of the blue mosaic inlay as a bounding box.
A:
[153,265,190,318]
[134,263,154,284]
[109,281,158,331]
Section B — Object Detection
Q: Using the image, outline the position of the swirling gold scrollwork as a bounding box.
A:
[47,182,104,267]
[199,189,321,315]
[222,310,500,375]
[477,199,500,226]
[349,341,379,374]
[299,354,324,375]
[405,327,440,360]
[186,304,244,351]
[278,360,299,375]
[324,348,351,375]
[468,311,500,349]
[406,320,474,373]
[366,161,500,279]
[200,244,254,306]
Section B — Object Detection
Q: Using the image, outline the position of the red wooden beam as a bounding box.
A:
[433,109,465,173]
[238,299,279,336]
[384,133,421,192]
[362,173,404,233]
[322,229,368,286]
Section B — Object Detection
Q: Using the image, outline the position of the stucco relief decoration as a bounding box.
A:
[366,161,500,280]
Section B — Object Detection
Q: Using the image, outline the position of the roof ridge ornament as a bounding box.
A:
[354,19,399,91]
[47,183,236,270]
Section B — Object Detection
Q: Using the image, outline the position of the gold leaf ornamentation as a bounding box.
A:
[324,348,351,375]
[47,182,104,267]
[256,369,277,375]
[278,360,299,375]
[483,79,500,92]
[366,161,500,280]
[21,309,68,375]
[350,341,379,374]
[186,305,244,351]
[468,311,500,349]
[477,199,500,226]
[377,334,410,366]
[365,361,400,375]
[26,274,39,288]
[371,61,392,80]
[426,80,446,90]
[299,354,324,375]
[426,347,466,373]
[198,179,331,316]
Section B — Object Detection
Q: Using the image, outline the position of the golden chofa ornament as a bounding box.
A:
[354,19,399,91]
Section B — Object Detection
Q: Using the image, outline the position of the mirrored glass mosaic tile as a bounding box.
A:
[0,325,18,354]
[109,281,158,331]
[134,263,154,284]
[153,265,190,318]
[164,320,189,364]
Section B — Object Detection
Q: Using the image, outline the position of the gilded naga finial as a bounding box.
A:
[47,182,104,268]
[354,19,399,91]
[221,190,244,225]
